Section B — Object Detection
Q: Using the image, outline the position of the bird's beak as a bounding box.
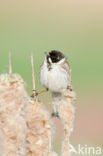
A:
[44,51,49,56]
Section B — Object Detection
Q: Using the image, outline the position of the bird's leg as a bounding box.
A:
[37,88,48,95]
[51,112,60,118]
[67,85,72,91]
[31,88,48,97]
[31,89,38,98]
[51,103,60,118]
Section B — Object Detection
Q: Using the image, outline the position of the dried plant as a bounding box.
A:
[58,90,76,156]
[26,98,54,156]
[0,124,6,156]
[0,73,29,156]
[0,54,76,156]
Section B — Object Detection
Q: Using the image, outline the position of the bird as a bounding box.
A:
[39,50,72,117]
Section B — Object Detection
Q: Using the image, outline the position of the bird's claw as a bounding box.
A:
[31,90,38,98]
[51,112,60,118]
[67,86,72,91]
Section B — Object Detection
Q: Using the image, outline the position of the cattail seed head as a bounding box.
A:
[0,73,29,156]
[58,90,76,156]
[26,98,56,156]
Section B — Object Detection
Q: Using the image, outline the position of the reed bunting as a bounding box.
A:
[39,50,72,117]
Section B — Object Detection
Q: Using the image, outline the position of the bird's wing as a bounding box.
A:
[61,60,71,86]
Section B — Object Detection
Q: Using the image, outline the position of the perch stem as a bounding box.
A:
[9,52,12,74]
[31,54,37,100]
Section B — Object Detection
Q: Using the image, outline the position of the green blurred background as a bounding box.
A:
[0,0,103,155]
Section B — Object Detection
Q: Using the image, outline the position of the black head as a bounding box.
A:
[46,50,65,63]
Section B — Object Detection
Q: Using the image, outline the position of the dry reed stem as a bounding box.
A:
[31,54,35,90]
[58,90,76,156]
[9,52,12,75]
[30,54,37,101]
[0,74,29,156]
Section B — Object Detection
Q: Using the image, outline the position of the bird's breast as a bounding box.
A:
[40,63,70,92]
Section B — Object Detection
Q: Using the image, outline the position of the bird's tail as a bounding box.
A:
[51,92,62,101]
[51,92,62,117]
